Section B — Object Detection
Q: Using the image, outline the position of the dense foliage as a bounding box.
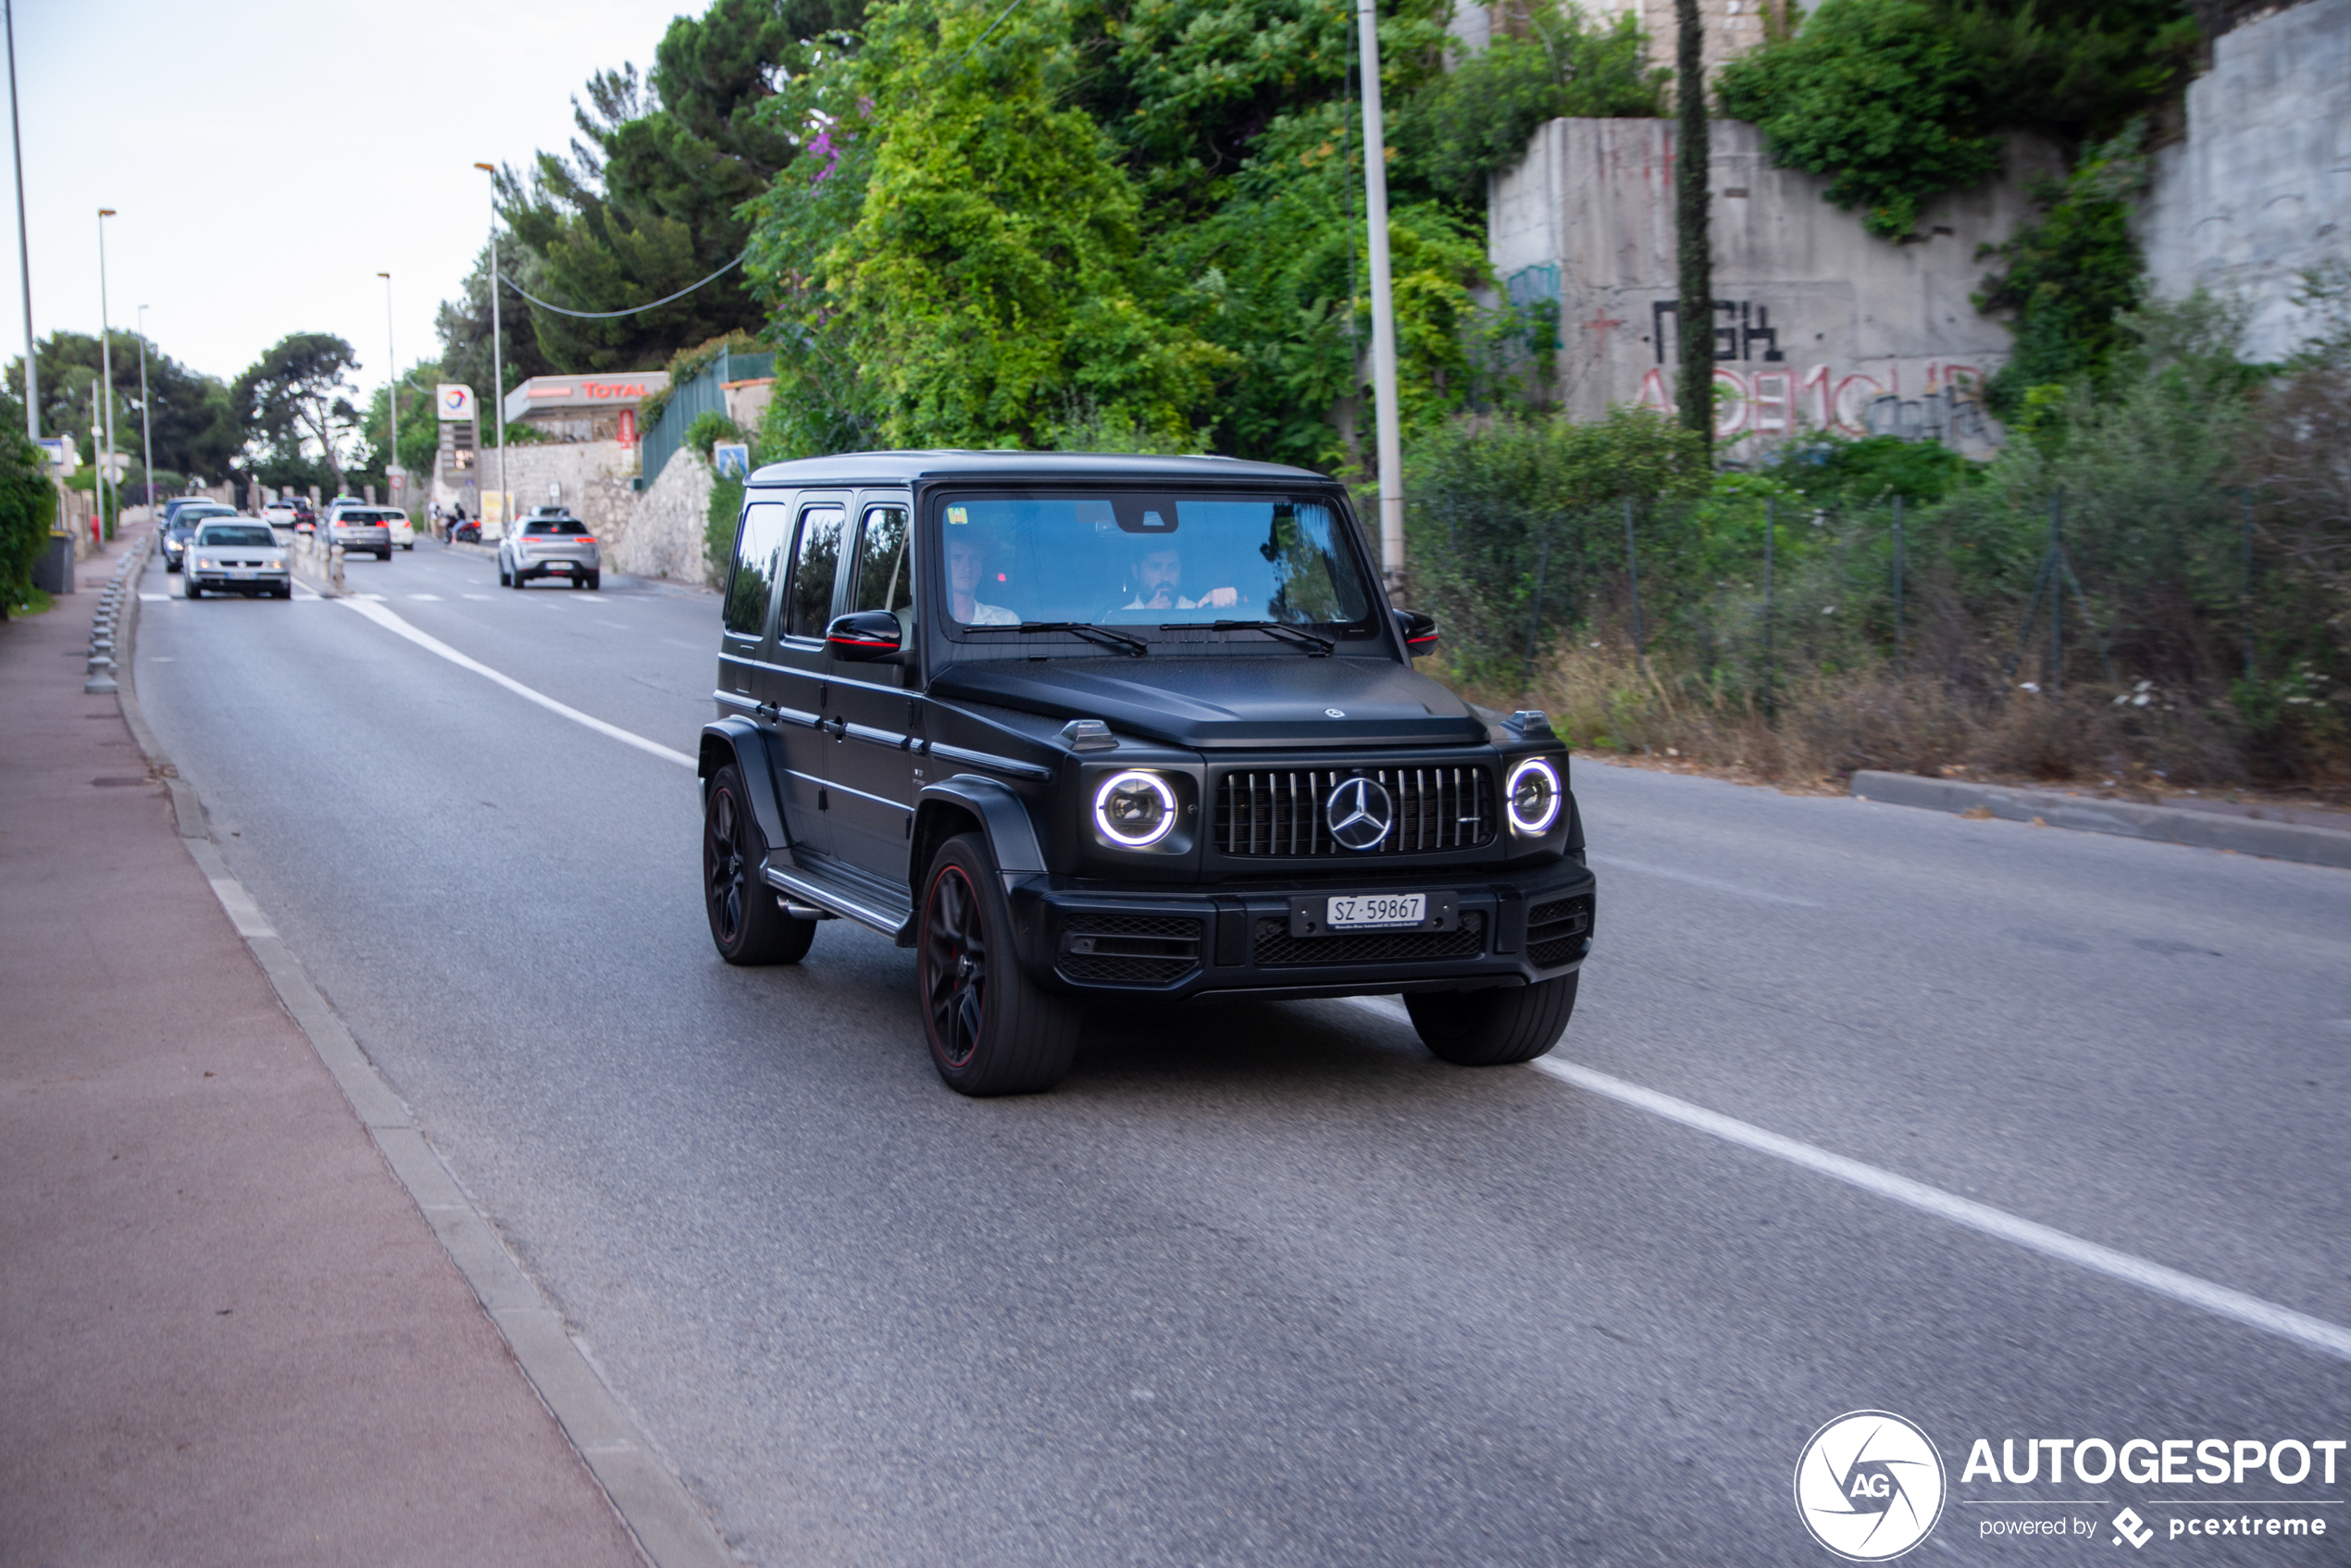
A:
[1975,129,2150,415]
[0,430,56,617]
[1716,0,2198,240]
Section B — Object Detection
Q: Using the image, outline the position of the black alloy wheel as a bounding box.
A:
[916,833,1078,1095]
[702,763,815,965]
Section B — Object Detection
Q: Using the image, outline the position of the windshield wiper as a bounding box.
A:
[1201,619,1334,656]
[1011,621,1149,656]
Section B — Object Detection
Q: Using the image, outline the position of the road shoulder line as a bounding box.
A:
[116,552,735,1568]
[1851,769,2351,868]
[1341,993,2351,1364]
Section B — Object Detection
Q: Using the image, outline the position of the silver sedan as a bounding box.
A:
[183,518,292,599]
[498,514,601,591]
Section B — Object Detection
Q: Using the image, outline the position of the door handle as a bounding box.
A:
[755,702,779,722]
[825,716,848,740]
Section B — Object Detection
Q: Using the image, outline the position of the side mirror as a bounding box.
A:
[1394,607,1438,657]
[826,609,904,663]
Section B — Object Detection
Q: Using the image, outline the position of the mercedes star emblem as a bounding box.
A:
[1325,776,1395,851]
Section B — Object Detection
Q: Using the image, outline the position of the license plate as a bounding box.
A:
[547,562,572,572]
[229,570,255,579]
[1287,890,1458,938]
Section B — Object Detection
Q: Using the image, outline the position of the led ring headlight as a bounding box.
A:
[1505,756,1562,834]
[1093,770,1178,848]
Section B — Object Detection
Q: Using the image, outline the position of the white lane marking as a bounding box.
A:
[1587,852,1821,907]
[1345,994,2351,1363]
[139,591,168,602]
[353,591,388,601]
[292,584,322,600]
[338,598,694,769]
[408,592,443,601]
[462,593,495,601]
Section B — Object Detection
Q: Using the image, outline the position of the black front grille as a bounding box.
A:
[1214,766,1495,857]
[1056,913,1203,988]
[1253,911,1486,967]
[1527,895,1593,968]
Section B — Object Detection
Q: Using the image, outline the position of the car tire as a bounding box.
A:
[917,833,1079,1096]
[183,581,199,599]
[496,562,509,586]
[1404,972,1578,1066]
[585,572,601,591]
[703,764,816,965]
[404,542,414,551]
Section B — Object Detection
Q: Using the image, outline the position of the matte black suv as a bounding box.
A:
[697,453,1596,1095]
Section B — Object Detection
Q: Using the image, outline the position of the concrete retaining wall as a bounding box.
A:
[2139,0,2351,364]
[610,448,717,588]
[1490,118,2061,454]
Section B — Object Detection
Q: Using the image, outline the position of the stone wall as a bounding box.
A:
[484,442,640,541]
[1489,118,2061,453]
[610,447,717,587]
[2139,0,2351,364]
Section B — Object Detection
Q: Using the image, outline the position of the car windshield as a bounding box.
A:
[938,492,1372,632]
[524,518,587,535]
[197,524,275,547]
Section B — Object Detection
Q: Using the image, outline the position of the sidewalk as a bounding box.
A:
[0,524,651,1566]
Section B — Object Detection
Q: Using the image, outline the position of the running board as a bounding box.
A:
[763,863,914,944]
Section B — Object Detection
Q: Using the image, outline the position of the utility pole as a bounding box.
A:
[379,271,399,504]
[473,164,506,538]
[6,0,33,440]
[1353,0,1405,599]
[1673,0,1712,452]
[136,304,153,516]
[96,208,116,526]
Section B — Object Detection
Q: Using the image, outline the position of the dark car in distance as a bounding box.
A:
[697,452,1596,1097]
[159,502,236,572]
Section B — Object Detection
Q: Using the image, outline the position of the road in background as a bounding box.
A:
[133,540,2351,1565]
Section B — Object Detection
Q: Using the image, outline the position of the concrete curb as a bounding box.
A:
[1848,770,2351,870]
[114,550,737,1568]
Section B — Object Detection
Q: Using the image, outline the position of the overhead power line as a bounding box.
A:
[510,252,748,319]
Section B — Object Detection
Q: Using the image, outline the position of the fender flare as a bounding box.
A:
[914,774,1046,887]
[699,718,790,853]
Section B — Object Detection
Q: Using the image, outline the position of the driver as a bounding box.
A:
[1122,542,1242,613]
[947,534,1018,625]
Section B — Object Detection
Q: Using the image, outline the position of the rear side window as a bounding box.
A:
[725,501,792,638]
[784,505,846,640]
[851,505,912,614]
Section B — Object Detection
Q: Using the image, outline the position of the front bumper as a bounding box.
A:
[1008,861,1596,1001]
[188,566,290,592]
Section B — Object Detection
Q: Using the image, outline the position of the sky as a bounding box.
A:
[6,0,692,408]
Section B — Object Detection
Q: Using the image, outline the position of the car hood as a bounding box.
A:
[928,655,1486,750]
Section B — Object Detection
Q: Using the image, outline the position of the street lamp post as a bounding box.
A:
[96,208,117,529]
[6,0,34,440]
[472,163,505,537]
[135,305,153,516]
[1352,0,1405,599]
[378,271,398,505]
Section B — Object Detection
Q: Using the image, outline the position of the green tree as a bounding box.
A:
[0,429,56,617]
[1716,0,2198,242]
[234,334,364,495]
[434,242,557,408]
[1398,1,1662,211]
[801,2,1233,449]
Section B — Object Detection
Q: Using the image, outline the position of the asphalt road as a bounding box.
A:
[132,539,2351,1566]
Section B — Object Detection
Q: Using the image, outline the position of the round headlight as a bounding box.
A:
[1093,770,1178,848]
[1506,756,1562,834]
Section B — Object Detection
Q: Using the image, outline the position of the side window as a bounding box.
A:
[850,505,912,614]
[724,501,792,638]
[783,505,846,640]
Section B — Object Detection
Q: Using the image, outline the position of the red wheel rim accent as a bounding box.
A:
[921,865,986,1068]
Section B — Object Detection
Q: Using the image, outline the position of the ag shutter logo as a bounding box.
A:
[1796,1411,1948,1561]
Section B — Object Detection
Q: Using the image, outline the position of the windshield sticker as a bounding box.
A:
[947,505,968,525]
